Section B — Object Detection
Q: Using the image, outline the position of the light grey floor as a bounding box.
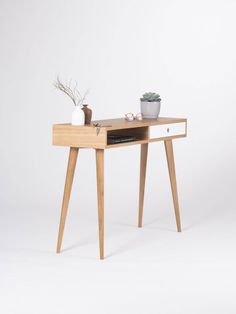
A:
[1,189,235,314]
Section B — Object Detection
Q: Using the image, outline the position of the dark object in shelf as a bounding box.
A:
[108,135,137,145]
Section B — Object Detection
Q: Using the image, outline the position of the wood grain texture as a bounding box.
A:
[96,149,105,260]
[138,143,148,227]
[164,140,182,232]
[94,117,187,131]
[56,147,79,253]
[53,118,187,149]
[106,134,186,149]
[53,124,107,148]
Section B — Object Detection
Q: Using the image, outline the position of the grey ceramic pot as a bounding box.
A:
[140,100,161,119]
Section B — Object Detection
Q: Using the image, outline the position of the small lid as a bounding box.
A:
[82,98,88,106]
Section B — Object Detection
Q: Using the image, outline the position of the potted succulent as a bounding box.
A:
[140,92,161,119]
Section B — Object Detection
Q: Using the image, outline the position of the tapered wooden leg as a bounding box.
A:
[138,143,148,228]
[164,140,182,232]
[56,147,79,253]
[96,149,104,260]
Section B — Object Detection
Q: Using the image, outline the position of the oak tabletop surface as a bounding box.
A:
[54,117,187,131]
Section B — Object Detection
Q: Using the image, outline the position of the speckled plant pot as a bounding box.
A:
[140,101,161,119]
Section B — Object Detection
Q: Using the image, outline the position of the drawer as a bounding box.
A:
[53,124,107,148]
[149,122,186,139]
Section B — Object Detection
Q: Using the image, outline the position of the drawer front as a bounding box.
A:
[149,122,186,139]
[53,125,107,148]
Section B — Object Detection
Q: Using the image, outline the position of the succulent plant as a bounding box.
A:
[141,92,161,102]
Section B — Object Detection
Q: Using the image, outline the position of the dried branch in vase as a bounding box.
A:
[54,76,89,107]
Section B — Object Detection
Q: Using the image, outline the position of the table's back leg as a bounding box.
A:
[96,149,104,260]
[138,143,148,228]
[164,140,182,232]
[56,147,79,253]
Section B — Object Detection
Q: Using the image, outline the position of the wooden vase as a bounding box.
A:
[82,105,92,125]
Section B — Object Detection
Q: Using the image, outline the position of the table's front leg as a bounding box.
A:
[95,149,104,260]
[138,143,148,227]
[56,147,79,253]
[164,140,182,232]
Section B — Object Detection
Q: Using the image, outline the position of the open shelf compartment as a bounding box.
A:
[107,126,148,146]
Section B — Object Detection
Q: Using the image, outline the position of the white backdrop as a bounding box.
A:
[1,1,236,313]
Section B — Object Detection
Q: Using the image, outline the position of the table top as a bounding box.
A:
[56,117,187,130]
[53,117,187,149]
[92,117,187,130]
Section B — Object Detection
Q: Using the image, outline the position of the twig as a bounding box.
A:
[54,76,89,107]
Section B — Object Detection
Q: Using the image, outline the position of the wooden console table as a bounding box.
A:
[53,117,187,259]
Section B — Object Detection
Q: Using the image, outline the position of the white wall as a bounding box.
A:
[0,1,236,311]
[1,0,236,234]
[1,0,236,239]
[1,0,235,213]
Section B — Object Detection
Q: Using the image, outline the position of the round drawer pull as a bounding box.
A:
[167,128,170,133]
